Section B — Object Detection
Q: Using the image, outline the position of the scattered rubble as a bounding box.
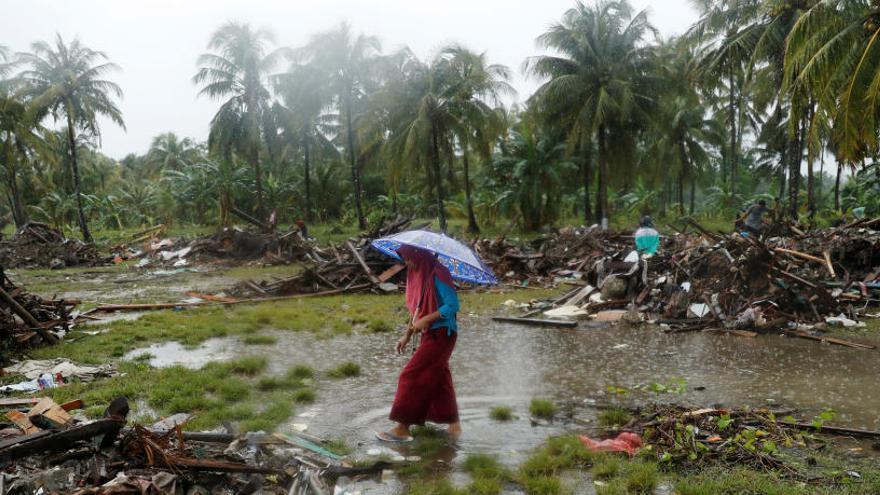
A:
[230,216,420,297]
[616,404,880,474]
[0,266,78,354]
[0,223,103,269]
[504,219,880,347]
[0,397,397,494]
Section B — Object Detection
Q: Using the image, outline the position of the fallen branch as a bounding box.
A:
[92,284,372,313]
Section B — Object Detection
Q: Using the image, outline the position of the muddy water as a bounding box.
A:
[127,315,880,471]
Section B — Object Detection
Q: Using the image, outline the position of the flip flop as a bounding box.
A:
[375,431,413,443]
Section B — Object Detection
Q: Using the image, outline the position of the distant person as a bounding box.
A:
[634,216,660,255]
[741,199,772,236]
[295,219,310,239]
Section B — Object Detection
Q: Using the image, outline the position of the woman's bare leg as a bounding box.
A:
[448,421,461,440]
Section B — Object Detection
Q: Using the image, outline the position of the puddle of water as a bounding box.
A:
[124,338,243,369]
[255,318,880,465]
[121,315,880,484]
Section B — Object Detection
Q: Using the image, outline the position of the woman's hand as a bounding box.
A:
[395,328,413,354]
[412,316,432,332]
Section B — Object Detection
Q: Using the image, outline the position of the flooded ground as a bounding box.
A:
[125,313,880,473]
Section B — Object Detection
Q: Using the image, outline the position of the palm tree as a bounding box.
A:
[0,91,45,227]
[527,0,656,227]
[193,22,278,222]
[383,50,467,232]
[650,96,723,215]
[493,121,572,230]
[785,0,880,166]
[298,22,380,230]
[146,132,202,176]
[18,34,125,243]
[441,45,514,234]
[274,62,338,222]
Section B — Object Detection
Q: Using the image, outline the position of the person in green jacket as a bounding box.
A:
[634,216,660,255]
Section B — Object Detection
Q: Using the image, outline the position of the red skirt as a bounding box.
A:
[389,329,458,425]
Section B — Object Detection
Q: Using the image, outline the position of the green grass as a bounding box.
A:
[367,319,395,333]
[324,438,354,456]
[287,365,314,379]
[529,399,557,420]
[489,405,516,421]
[327,361,361,378]
[591,453,624,480]
[31,357,312,432]
[28,288,556,365]
[597,407,632,428]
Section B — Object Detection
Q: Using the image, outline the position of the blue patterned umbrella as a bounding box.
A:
[371,230,498,285]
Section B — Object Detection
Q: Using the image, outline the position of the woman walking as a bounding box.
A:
[376,245,461,443]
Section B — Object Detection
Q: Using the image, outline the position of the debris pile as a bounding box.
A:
[475,227,682,286]
[622,404,880,474]
[0,222,103,269]
[502,219,880,345]
[232,216,420,297]
[0,267,76,352]
[0,397,391,494]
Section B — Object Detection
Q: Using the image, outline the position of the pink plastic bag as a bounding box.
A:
[578,432,642,456]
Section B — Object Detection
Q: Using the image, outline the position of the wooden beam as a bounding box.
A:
[492,316,578,328]
[377,263,406,283]
[0,286,58,344]
[346,241,379,284]
[92,284,372,313]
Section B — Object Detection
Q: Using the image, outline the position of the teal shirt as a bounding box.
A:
[431,276,459,335]
[634,227,660,255]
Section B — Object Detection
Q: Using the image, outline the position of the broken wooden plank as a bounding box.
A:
[0,398,40,409]
[60,399,84,412]
[92,284,373,313]
[0,286,59,344]
[784,330,875,349]
[377,263,406,283]
[156,456,285,475]
[0,418,125,463]
[6,411,39,435]
[28,397,72,428]
[346,241,379,284]
[773,248,836,278]
[492,316,578,328]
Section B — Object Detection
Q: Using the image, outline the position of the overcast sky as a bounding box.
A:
[3,0,698,159]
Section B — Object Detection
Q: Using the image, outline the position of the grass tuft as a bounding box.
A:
[598,407,632,428]
[367,319,394,333]
[489,405,516,422]
[327,362,361,378]
[529,398,557,420]
[287,364,314,379]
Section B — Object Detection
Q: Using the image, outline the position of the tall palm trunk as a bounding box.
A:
[65,113,92,243]
[252,141,264,220]
[345,91,366,230]
[689,176,696,215]
[806,106,816,218]
[303,135,312,222]
[462,144,479,234]
[582,135,593,223]
[728,64,738,204]
[678,141,689,216]
[3,146,27,227]
[430,122,448,232]
[778,145,787,208]
[834,162,842,211]
[596,125,609,228]
[787,123,801,220]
